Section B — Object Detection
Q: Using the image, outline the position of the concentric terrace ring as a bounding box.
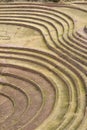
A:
[0,2,87,130]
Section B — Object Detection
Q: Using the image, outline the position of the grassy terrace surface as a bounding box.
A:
[0,2,87,130]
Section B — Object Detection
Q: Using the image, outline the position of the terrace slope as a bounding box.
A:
[0,2,87,130]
